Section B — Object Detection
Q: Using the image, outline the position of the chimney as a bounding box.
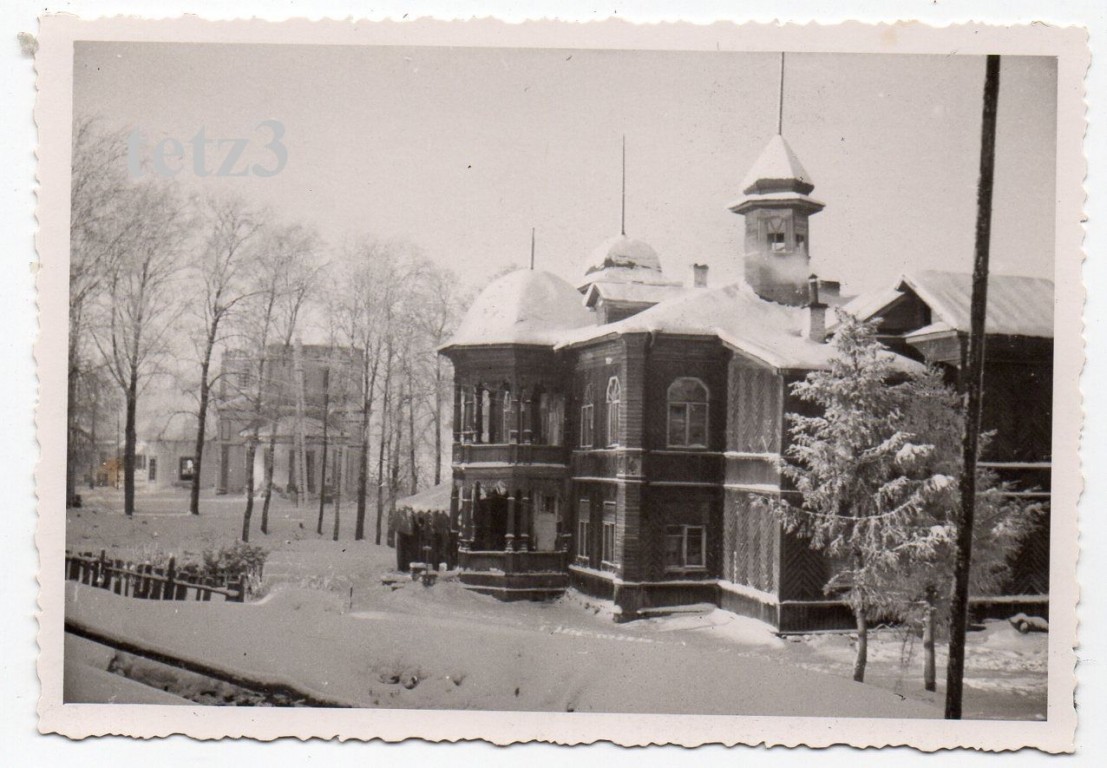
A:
[692,263,708,288]
[805,274,827,343]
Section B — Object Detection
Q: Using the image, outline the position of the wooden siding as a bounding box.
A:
[722,490,779,594]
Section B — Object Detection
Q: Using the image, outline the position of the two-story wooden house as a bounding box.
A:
[438,131,1053,631]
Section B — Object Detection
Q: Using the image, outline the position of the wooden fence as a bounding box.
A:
[65,550,248,603]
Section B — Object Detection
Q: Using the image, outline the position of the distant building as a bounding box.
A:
[215,343,364,501]
[438,131,1053,631]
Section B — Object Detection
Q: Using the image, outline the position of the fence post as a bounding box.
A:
[98,550,107,589]
[113,559,123,594]
[238,573,248,603]
[163,557,177,601]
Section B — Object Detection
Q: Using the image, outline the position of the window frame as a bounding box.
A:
[605,376,621,447]
[579,384,594,448]
[601,501,617,569]
[664,524,707,572]
[666,377,710,448]
[575,498,592,565]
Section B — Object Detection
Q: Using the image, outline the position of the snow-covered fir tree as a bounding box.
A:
[771,310,1041,684]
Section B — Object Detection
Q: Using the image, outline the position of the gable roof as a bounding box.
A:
[582,281,687,309]
[899,270,1054,338]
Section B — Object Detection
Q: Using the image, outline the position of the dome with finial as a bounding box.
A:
[577,234,678,291]
[443,269,594,349]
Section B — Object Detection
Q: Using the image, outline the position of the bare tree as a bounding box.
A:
[91,180,191,516]
[258,226,322,535]
[187,194,263,515]
[68,118,132,506]
[415,268,465,486]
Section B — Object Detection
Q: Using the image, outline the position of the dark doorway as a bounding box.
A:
[477,494,508,551]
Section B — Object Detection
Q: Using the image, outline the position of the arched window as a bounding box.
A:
[606,376,621,447]
[667,377,709,447]
[579,384,594,448]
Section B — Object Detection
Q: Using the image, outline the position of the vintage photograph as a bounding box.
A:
[34,17,1084,749]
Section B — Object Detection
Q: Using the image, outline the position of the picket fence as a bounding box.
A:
[65,550,248,603]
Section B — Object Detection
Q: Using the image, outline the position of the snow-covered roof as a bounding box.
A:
[557,280,920,372]
[578,234,673,290]
[583,281,688,308]
[898,270,1054,338]
[443,269,595,350]
[395,482,452,513]
[739,134,815,194]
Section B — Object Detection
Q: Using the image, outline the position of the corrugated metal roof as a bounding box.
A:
[900,271,1054,338]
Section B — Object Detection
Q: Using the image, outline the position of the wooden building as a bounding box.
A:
[438,132,1053,631]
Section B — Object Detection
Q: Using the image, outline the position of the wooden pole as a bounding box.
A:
[945,54,1001,720]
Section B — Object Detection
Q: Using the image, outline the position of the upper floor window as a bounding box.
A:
[580,384,594,448]
[605,377,621,447]
[667,377,709,448]
[503,391,517,443]
[767,217,787,252]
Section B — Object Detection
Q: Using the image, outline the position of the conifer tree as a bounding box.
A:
[773,311,1040,684]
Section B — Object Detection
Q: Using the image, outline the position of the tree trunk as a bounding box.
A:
[853,610,868,683]
[66,328,80,508]
[261,431,277,532]
[317,367,330,535]
[241,440,256,542]
[123,367,138,517]
[924,598,937,692]
[433,358,442,487]
[332,445,343,542]
[190,348,214,516]
[355,358,376,541]
[374,343,393,546]
[408,373,418,495]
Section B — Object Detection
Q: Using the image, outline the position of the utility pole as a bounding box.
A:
[945,53,1001,720]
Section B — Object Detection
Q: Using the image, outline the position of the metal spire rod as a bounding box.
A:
[777,52,786,135]
[621,134,627,236]
[530,227,536,270]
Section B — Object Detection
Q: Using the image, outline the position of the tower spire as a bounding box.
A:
[777,52,785,135]
[621,134,627,236]
[530,227,536,270]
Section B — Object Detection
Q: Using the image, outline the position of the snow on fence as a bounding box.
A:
[65,550,247,603]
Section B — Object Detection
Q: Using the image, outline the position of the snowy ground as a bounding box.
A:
[64,487,1047,719]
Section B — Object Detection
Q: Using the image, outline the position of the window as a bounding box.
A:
[664,525,706,570]
[179,456,196,482]
[580,384,594,448]
[148,458,157,482]
[576,499,591,562]
[667,377,709,447]
[601,501,617,567]
[460,387,475,442]
[795,233,807,250]
[503,391,517,443]
[134,454,146,471]
[767,217,787,252]
[605,377,621,447]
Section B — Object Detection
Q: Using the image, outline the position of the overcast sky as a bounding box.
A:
[73,43,1056,296]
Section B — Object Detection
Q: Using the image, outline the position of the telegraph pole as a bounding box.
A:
[945,54,1001,720]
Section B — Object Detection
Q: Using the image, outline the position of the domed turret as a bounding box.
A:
[443,269,593,349]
